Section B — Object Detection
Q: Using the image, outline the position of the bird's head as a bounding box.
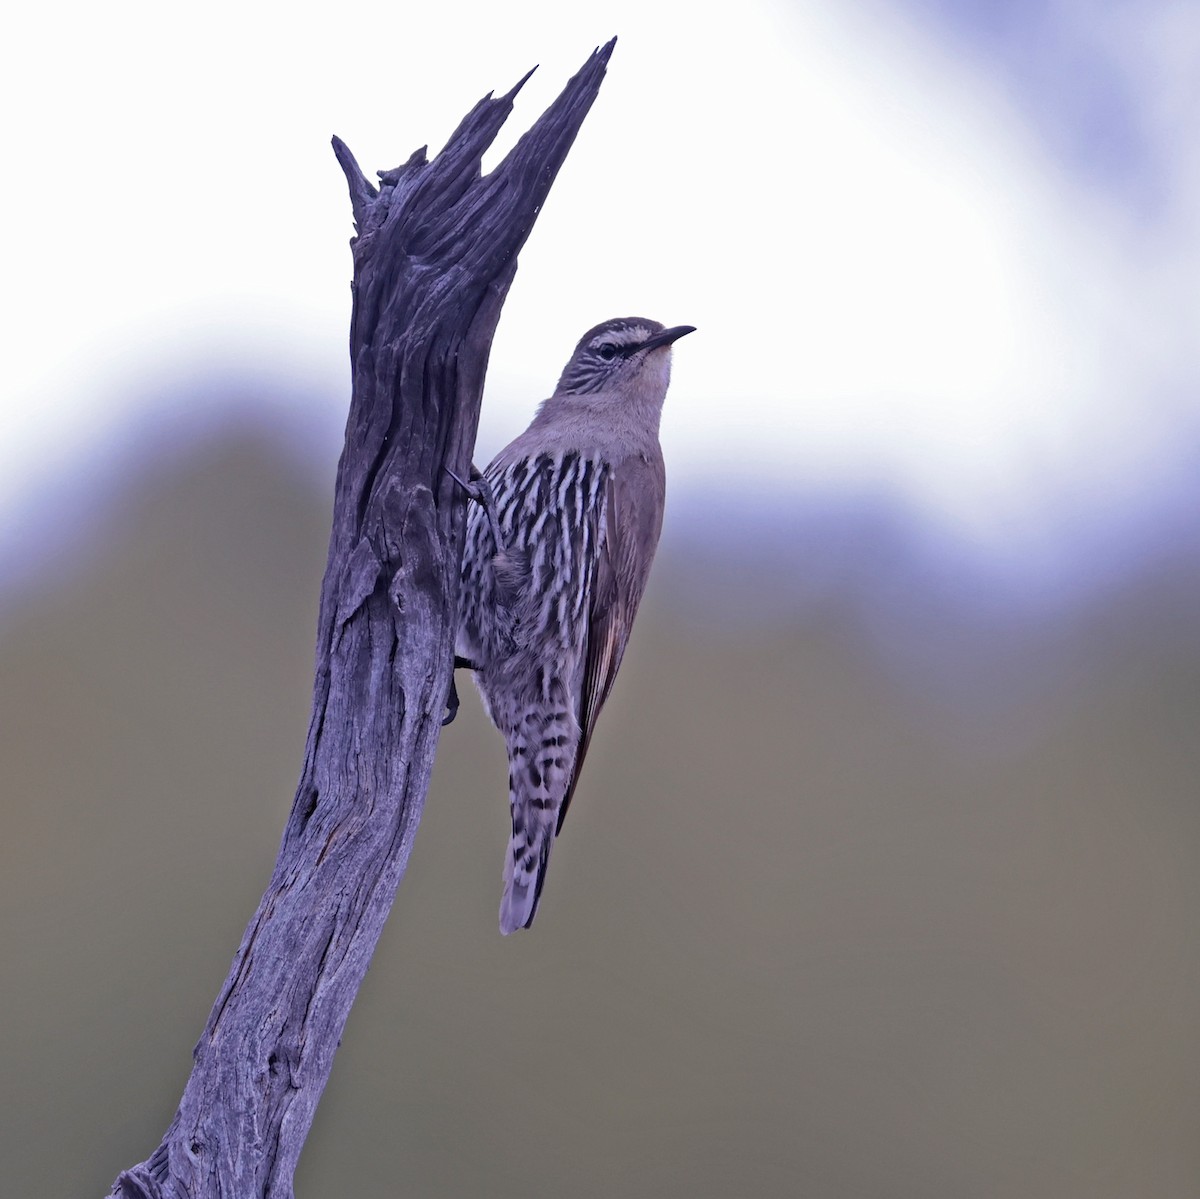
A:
[554,317,696,401]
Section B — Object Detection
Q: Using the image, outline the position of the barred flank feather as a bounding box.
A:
[454,316,690,932]
[459,452,607,677]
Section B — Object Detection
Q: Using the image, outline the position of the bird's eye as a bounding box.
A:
[596,343,618,362]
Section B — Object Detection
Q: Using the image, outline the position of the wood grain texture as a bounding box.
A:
[108,39,614,1199]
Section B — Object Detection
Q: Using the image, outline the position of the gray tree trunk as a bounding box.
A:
[108,40,614,1199]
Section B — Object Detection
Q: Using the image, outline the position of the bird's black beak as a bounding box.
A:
[640,325,696,352]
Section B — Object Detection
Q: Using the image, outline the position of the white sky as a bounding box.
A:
[3,0,1199,570]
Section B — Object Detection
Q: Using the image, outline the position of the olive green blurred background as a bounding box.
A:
[2,422,1198,1197]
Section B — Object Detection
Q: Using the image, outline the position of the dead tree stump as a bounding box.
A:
[109,39,614,1199]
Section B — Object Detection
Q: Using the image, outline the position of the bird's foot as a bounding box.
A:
[447,463,506,553]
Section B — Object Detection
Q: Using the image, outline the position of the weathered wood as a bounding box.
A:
[108,40,614,1199]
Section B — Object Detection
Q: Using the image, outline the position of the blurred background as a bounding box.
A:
[3,1,1199,1195]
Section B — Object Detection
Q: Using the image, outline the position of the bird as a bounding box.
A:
[454,316,695,933]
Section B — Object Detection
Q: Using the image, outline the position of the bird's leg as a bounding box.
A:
[447,464,506,553]
[443,656,480,726]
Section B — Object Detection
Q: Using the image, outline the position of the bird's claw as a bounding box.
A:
[448,463,506,554]
[443,674,461,726]
[443,657,480,725]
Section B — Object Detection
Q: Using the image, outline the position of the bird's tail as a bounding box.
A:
[498,722,576,933]
[496,683,584,933]
[499,820,555,934]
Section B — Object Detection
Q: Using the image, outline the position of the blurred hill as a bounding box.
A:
[1,428,1198,1197]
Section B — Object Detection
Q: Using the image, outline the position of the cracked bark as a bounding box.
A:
[108,39,614,1199]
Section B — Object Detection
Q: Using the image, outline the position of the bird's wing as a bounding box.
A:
[557,451,665,833]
